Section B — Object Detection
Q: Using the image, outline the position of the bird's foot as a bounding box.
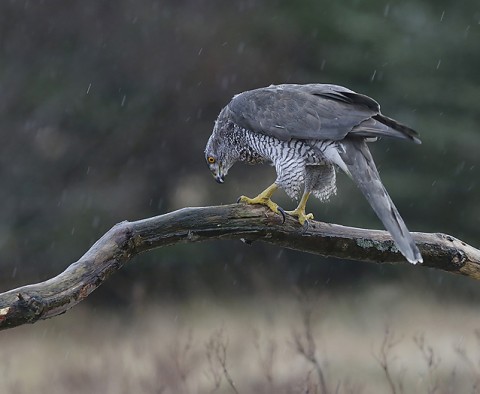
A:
[285,208,314,226]
[237,195,284,220]
[237,195,280,213]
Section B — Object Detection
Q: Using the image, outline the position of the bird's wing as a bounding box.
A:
[227,84,420,144]
[334,138,422,264]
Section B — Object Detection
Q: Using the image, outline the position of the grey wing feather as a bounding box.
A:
[336,138,422,264]
[227,84,421,144]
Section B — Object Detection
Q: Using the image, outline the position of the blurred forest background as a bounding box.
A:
[1,0,480,393]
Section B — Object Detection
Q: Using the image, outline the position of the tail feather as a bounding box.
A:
[351,114,422,145]
[335,138,422,264]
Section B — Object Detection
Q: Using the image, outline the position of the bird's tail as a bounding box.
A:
[335,138,422,264]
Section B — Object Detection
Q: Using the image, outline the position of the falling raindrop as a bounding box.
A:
[384,4,390,17]
[455,161,465,175]
[92,216,100,228]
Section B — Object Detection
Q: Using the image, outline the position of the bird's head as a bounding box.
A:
[205,152,225,184]
[205,133,233,184]
[205,108,239,184]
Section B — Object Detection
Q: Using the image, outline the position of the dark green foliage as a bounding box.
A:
[0,0,478,296]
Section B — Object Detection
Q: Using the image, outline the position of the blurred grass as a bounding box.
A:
[2,283,480,394]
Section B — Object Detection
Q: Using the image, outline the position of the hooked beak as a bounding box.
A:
[215,173,225,184]
[208,161,226,184]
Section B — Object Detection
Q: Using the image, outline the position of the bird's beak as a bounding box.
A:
[215,173,225,184]
[209,162,226,184]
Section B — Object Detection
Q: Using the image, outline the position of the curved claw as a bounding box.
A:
[277,206,286,224]
[302,218,311,233]
[285,209,314,226]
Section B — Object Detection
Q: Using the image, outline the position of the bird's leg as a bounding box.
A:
[286,191,314,225]
[237,183,282,215]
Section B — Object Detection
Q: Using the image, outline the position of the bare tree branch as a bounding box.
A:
[0,203,479,330]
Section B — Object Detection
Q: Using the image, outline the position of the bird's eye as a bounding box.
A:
[207,157,215,164]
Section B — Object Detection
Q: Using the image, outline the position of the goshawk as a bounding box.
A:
[205,84,422,264]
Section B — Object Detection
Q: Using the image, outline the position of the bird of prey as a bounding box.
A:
[205,84,422,264]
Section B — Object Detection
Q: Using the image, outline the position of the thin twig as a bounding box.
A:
[170,329,194,390]
[252,328,276,388]
[413,333,440,394]
[293,293,328,394]
[205,328,239,394]
[204,337,222,393]
[373,326,403,394]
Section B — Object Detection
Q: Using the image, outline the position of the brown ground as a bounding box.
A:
[1,283,480,394]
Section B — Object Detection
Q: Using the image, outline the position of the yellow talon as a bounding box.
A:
[238,195,280,214]
[238,184,315,225]
[285,209,314,225]
[237,183,281,214]
[286,191,314,225]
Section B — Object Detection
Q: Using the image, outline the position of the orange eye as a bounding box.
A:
[207,157,215,164]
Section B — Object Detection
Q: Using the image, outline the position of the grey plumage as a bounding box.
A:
[205,84,422,264]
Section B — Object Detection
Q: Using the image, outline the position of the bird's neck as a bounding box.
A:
[230,125,266,164]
